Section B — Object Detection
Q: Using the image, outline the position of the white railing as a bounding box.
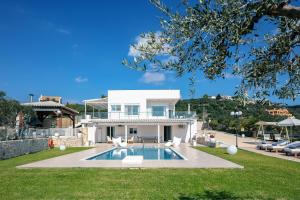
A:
[82,111,197,120]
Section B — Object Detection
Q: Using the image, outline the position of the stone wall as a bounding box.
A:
[81,127,88,146]
[0,138,48,160]
[52,136,83,147]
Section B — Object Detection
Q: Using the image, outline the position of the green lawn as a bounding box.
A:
[0,147,299,200]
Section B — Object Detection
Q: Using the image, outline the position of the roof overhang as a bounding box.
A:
[83,97,108,109]
[22,101,79,115]
[146,98,179,104]
[255,121,278,126]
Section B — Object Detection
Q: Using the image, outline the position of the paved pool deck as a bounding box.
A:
[18,143,243,169]
[212,130,300,163]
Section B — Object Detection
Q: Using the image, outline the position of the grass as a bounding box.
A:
[0,147,299,200]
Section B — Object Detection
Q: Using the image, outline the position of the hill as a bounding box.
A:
[175,97,296,136]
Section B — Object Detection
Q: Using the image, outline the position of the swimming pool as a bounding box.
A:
[87,146,184,160]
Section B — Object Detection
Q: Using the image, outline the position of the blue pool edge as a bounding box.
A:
[85,146,187,161]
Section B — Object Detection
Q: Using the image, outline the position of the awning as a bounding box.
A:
[278,117,300,127]
[22,101,79,114]
[83,97,108,109]
[255,121,278,126]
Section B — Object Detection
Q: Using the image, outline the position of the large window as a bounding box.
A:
[125,105,139,115]
[111,105,121,112]
[152,106,165,116]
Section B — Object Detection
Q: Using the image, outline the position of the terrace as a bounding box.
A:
[81,95,196,121]
[81,111,197,120]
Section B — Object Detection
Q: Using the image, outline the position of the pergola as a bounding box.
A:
[278,117,300,140]
[22,101,79,128]
[83,97,108,117]
[255,121,289,141]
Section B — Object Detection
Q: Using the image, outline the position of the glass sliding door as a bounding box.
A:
[125,105,139,115]
[106,126,115,138]
[152,106,165,117]
[164,126,172,141]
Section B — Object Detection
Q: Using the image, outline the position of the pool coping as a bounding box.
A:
[170,147,188,160]
[17,143,243,169]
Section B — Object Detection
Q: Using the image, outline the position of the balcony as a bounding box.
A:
[80,111,196,120]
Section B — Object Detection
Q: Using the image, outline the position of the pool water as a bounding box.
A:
[87,147,183,160]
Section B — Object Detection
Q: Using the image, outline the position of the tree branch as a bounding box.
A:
[268,3,300,19]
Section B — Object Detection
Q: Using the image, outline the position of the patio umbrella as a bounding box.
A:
[277,118,300,126]
[278,117,300,141]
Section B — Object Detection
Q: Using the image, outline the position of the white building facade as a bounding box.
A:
[81,90,197,144]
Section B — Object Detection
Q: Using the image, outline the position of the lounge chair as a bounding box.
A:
[257,141,273,150]
[107,136,113,144]
[165,141,172,147]
[173,137,182,146]
[118,141,127,148]
[285,148,300,158]
[264,140,289,152]
[165,136,181,147]
[268,141,299,153]
[283,142,300,156]
[290,148,300,158]
[112,137,128,148]
[112,137,122,147]
[274,134,282,141]
[263,134,271,141]
[127,136,134,144]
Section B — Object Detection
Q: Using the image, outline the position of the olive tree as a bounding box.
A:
[0,91,35,139]
[123,0,300,100]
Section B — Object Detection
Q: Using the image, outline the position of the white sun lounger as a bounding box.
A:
[287,148,300,157]
[164,136,181,147]
[112,137,122,147]
[269,141,300,153]
[266,141,290,152]
[257,142,273,150]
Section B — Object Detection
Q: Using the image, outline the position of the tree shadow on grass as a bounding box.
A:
[176,190,273,200]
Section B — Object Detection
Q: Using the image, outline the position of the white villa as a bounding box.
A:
[81,90,197,144]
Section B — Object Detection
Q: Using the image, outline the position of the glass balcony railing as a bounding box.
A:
[81,111,196,120]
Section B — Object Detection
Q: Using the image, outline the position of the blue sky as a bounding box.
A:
[0,0,299,105]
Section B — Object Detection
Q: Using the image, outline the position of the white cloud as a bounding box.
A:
[224,73,241,79]
[128,35,149,57]
[56,28,71,35]
[128,31,171,58]
[128,45,141,57]
[139,72,166,85]
[75,76,88,83]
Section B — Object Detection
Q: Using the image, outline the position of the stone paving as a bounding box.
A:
[18,143,243,169]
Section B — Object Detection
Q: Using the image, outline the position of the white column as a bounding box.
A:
[92,106,94,118]
[157,124,160,143]
[189,121,192,144]
[88,126,96,146]
[84,101,87,118]
[125,125,128,142]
